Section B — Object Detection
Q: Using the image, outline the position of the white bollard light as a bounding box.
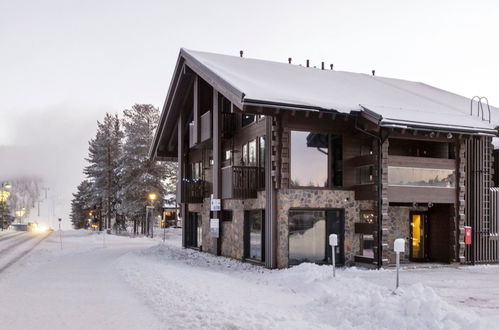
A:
[394,238,405,289]
[329,234,338,277]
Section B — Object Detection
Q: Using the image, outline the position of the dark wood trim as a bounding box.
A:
[193,75,200,144]
[354,255,375,264]
[388,186,456,203]
[212,90,222,256]
[354,222,376,234]
[182,52,244,109]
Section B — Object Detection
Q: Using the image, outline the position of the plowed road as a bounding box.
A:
[0,230,50,273]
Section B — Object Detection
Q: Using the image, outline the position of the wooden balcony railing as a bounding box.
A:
[182,179,205,203]
[222,166,260,199]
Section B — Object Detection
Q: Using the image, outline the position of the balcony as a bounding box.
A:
[222,166,260,199]
[200,111,211,142]
[188,110,212,148]
[182,179,205,203]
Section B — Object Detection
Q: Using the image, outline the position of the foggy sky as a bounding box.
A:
[1,0,499,227]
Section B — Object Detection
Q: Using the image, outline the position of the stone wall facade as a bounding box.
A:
[385,206,427,264]
[187,189,376,268]
[276,189,375,268]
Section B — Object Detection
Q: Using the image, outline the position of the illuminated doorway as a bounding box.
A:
[410,212,429,261]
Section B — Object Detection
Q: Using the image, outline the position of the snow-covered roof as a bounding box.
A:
[183,49,499,134]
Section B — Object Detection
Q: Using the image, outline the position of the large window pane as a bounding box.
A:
[388,166,455,188]
[290,131,328,187]
[248,139,257,166]
[289,210,326,264]
[245,210,264,261]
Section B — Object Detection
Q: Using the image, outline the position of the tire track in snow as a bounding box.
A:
[0,233,51,274]
[0,231,25,242]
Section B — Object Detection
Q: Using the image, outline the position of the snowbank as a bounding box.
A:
[117,233,484,329]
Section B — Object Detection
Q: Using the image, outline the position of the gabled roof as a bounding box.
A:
[150,49,499,159]
[183,48,498,134]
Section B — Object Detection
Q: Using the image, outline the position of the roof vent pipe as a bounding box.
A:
[372,70,375,76]
[321,62,324,70]
[330,64,334,70]
[240,50,243,58]
[288,57,292,64]
[306,59,310,67]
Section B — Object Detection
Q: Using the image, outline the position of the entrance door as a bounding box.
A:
[410,212,429,261]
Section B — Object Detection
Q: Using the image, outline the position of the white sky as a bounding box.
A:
[1,0,499,225]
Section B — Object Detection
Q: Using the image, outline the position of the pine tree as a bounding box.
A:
[70,180,93,229]
[84,113,123,230]
[118,104,168,232]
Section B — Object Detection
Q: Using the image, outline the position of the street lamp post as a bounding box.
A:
[147,193,157,238]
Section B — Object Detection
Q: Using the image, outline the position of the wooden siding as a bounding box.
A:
[464,136,497,264]
[387,186,456,203]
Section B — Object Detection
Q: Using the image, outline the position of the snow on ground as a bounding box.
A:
[117,229,491,330]
[0,228,497,329]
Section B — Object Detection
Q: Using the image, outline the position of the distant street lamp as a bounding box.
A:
[147,192,157,238]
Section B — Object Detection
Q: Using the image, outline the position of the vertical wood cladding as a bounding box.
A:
[464,136,497,264]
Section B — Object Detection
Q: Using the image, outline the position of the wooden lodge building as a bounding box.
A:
[149,49,499,268]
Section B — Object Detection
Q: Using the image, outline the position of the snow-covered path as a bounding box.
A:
[0,229,497,329]
[0,231,162,330]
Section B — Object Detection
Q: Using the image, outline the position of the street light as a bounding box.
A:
[148,193,157,202]
[146,192,157,238]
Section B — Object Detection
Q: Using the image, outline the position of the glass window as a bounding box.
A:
[224,150,232,161]
[242,114,255,127]
[356,165,374,185]
[242,144,248,165]
[190,162,202,180]
[259,136,265,168]
[359,211,374,258]
[290,131,328,187]
[248,139,257,166]
[388,167,455,188]
[289,210,326,264]
[196,216,202,248]
[245,210,265,261]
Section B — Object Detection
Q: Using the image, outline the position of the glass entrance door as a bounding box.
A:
[410,212,428,261]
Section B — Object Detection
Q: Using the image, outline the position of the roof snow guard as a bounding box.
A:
[150,49,499,159]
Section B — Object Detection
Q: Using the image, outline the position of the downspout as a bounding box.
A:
[354,114,389,269]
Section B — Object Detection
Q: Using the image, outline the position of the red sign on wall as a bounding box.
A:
[464,226,472,245]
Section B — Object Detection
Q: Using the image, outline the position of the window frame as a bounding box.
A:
[289,130,343,189]
[244,209,265,263]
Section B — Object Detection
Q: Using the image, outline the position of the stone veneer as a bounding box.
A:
[188,189,375,268]
[276,189,375,268]
[385,206,428,264]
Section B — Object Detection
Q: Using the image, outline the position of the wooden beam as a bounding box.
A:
[193,75,200,144]
[318,112,324,119]
[212,90,222,256]
[177,111,186,247]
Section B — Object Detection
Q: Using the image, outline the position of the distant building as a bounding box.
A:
[150,49,499,268]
